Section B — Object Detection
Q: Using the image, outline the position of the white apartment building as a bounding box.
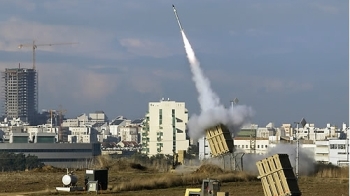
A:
[329,139,348,166]
[280,123,343,142]
[63,111,109,127]
[89,111,108,123]
[290,139,349,166]
[141,99,189,156]
[281,124,293,137]
[315,140,329,163]
[256,127,270,139]
[77,114,89,125]
[68,126,97,143]
[315,139,348,166]
[199,137,270,160]
[120,126,138,142]
[109,117,131,138]
[234,137,270,155]
[62,118,80,127]
[130,119,144,144]
[198,137,210,160]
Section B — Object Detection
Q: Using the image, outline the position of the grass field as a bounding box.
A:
[0,157,348,196]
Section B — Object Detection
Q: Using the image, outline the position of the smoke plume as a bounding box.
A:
[240,143,316,176]
[180,30,254,139]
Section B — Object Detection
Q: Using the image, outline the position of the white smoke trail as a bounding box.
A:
[181,31,220,112]
[180,31,254,140]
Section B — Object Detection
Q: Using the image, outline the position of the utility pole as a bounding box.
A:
[294,122,300,179]
[295,118,307,180]
[345,127,349,163]
[346,126,349,196]
[230,98,238,138]
[230,98,238,171]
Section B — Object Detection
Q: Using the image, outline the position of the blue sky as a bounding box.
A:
[0,0,347,127]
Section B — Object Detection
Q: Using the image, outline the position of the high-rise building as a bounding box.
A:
[2,67,37,125]
[142,98,190,156]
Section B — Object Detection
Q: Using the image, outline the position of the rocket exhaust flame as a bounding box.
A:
[173,5,254,139]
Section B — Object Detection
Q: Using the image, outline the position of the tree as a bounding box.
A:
[0,152,13,171]
[26,154,44,170]
[13,153,26,171]
[0,152,44,171]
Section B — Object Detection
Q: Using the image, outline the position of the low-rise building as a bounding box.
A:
[120,126,138,142]
[315,140,329,163]
[68,126,98,143]
[0,143,101,168]
[234,137,270,155]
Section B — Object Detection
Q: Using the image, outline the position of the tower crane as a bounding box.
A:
[18,40,79,70]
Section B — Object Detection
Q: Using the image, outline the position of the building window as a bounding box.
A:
[330,144,337,149]
[257,145,260,148]
[159,109,162,125]
[246,145,248,148]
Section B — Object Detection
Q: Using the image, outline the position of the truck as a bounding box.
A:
[184,179,225,196]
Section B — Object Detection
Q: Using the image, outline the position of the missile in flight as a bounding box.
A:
[172,4,184,31]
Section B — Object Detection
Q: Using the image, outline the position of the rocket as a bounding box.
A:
[172,4,184,31]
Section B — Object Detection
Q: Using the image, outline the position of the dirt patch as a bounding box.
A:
[31,165,66,173]
[130,163,147,171]
[193,164,224,174]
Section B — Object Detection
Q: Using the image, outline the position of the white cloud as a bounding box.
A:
[120,38,173,58]
[39,63,177,102]
[0,59,186,108]
[229,30,239,36]
[128,69,163,94]
[152,69,185,80]
[246,28,270,36]
[10,1,36,11]
[256,47,293,56]
[254,78,313,93]
[38,63,121,103]
[257,79,312,93]
[207,70,313,93]
[312,3,339,14]
[228,29,270,37]
[0,17,129,60]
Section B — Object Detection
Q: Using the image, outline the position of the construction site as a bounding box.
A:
[2,66,37,125]
[1,41,77,126]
